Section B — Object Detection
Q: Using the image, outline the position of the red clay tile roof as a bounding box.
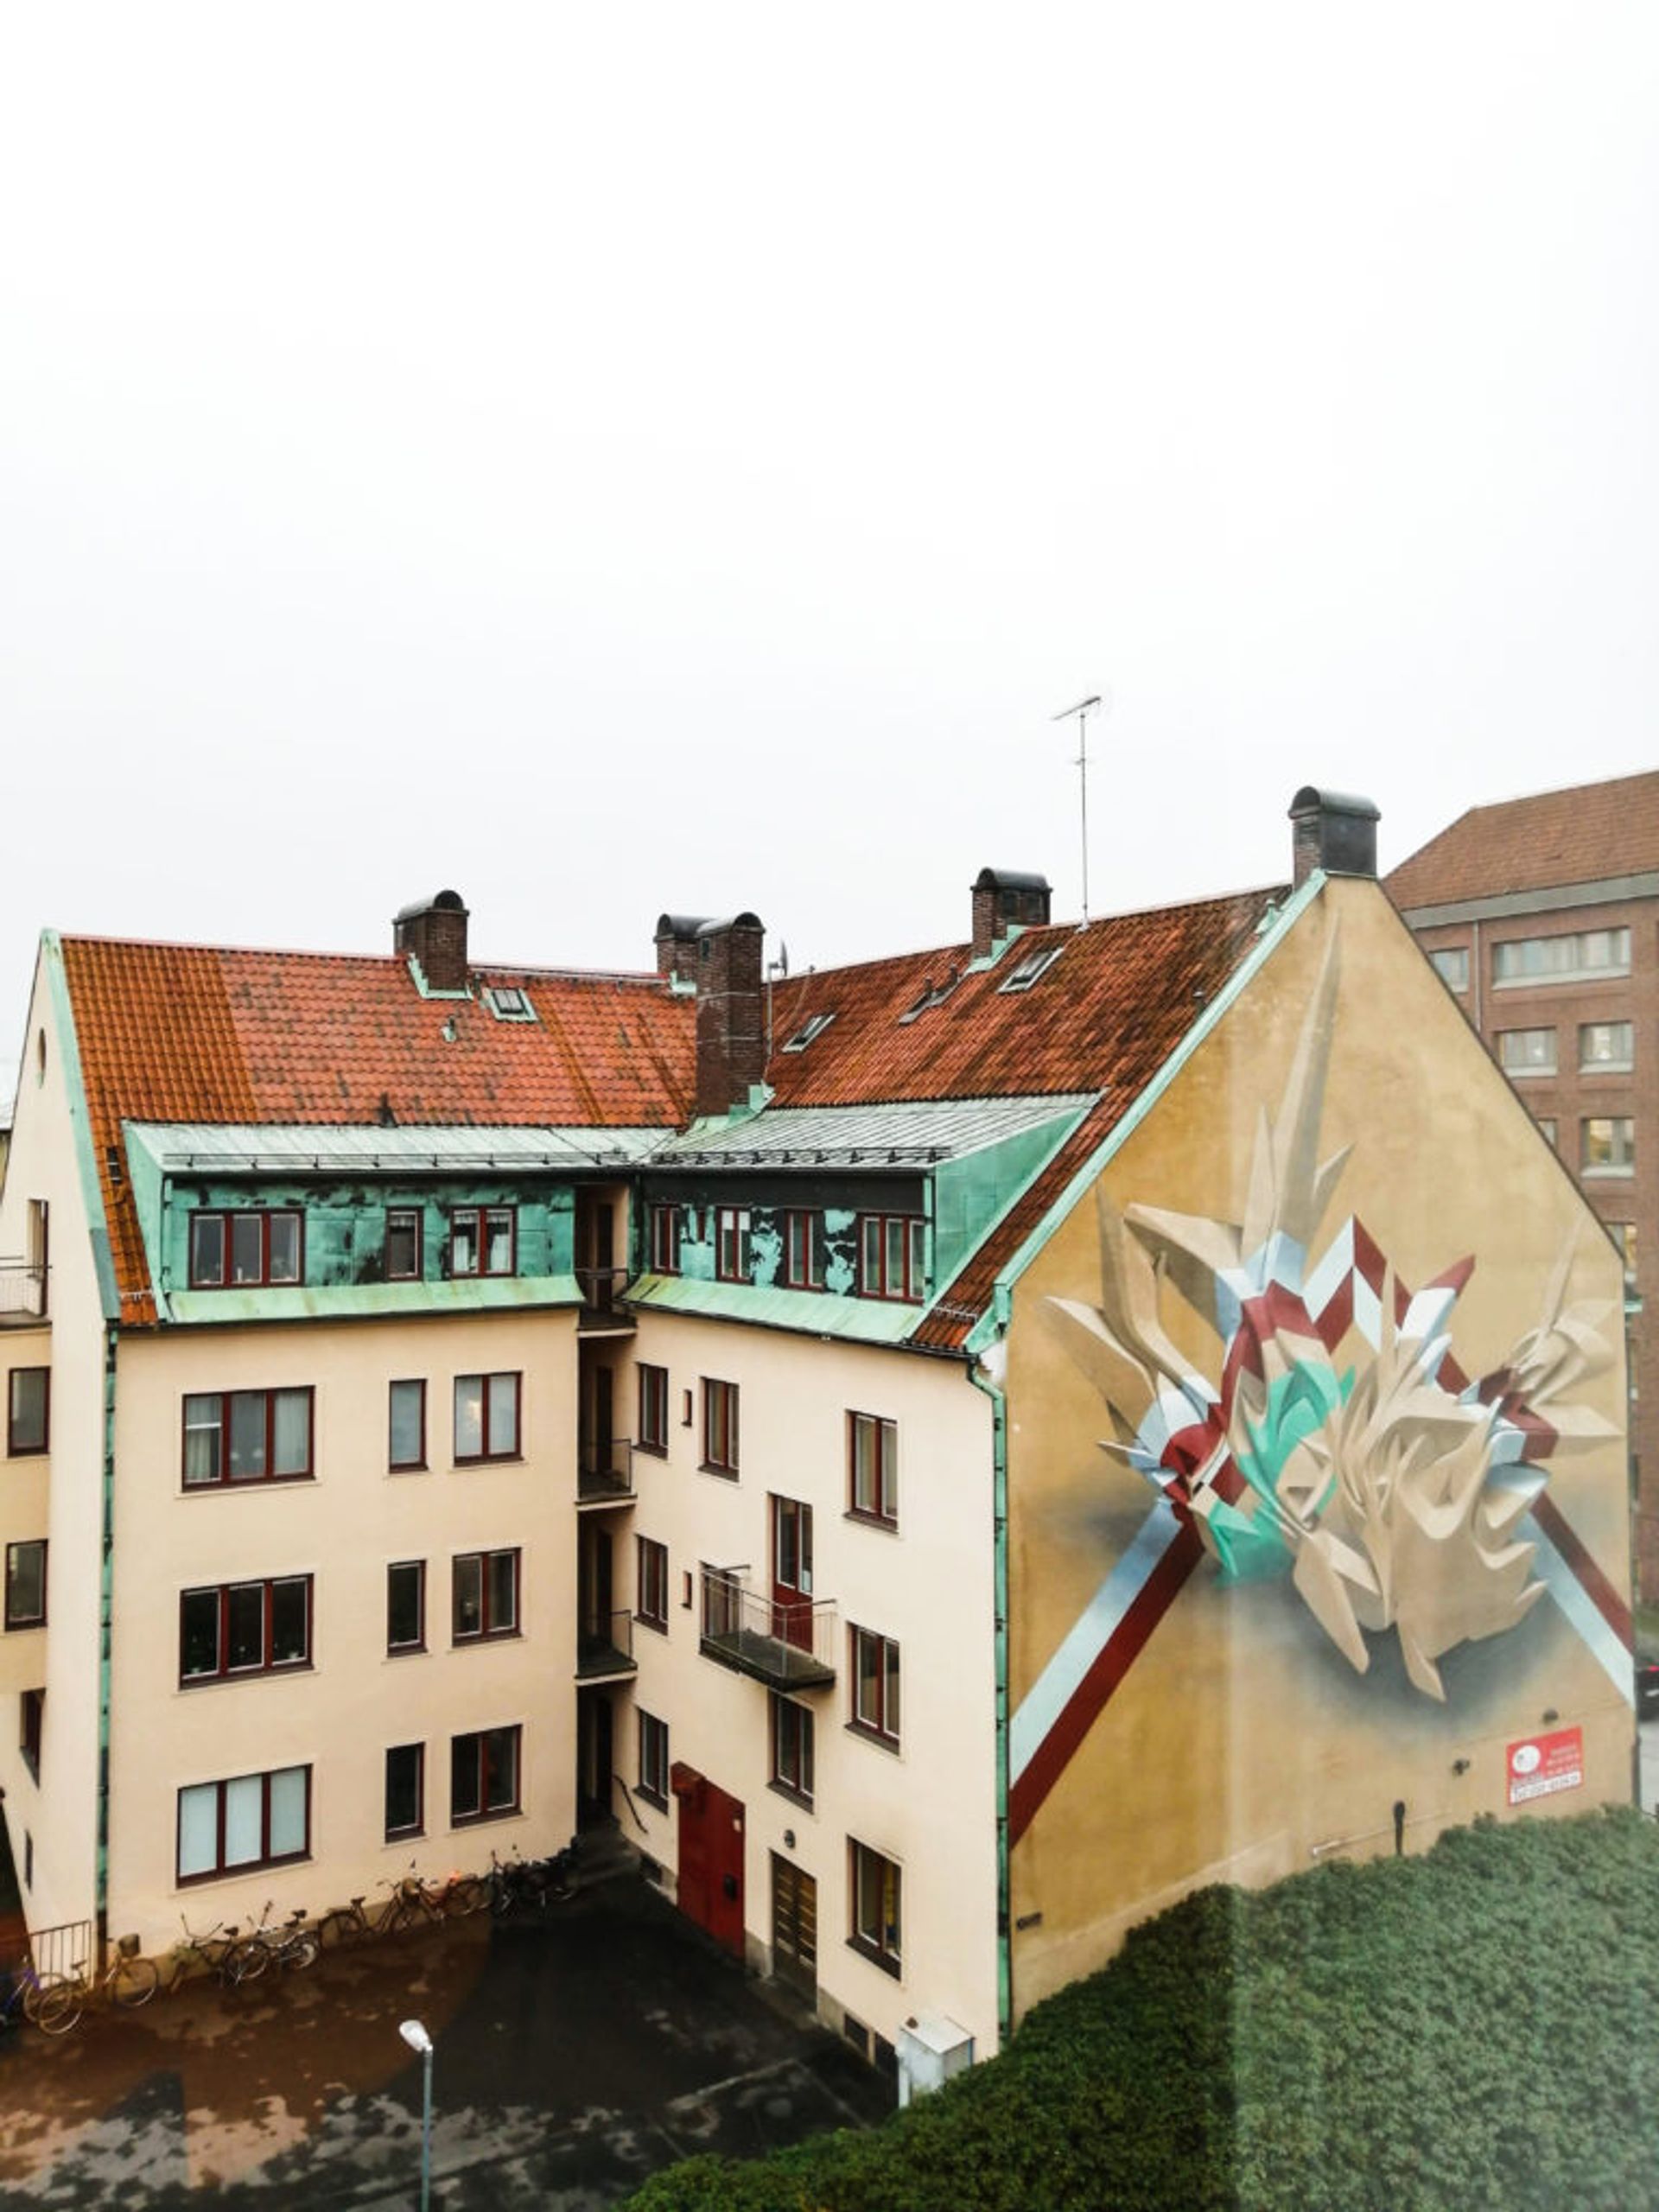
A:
[766,887,1285,1349]
[1387,770,1659,911]
[62,883,1281,1339]
[60,938,695,1322]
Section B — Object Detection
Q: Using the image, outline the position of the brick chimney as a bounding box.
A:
[971,868,1052,961]
[1288,790,1380,889]
[694,913,766,1116]
[395,890,470,992]
[655,913,711,982]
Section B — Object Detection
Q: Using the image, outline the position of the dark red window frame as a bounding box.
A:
[389,1378,427,1471]
[452,1548,521,1643]
[179,1575,314,1684]
[849,1837,902,1975]
[848,1412,899,1528]
[783,1210,825,1289]
[770,1692,814,1806]
[637,1363,669,1455]
[188,1209,304,1289]
[636,1536,669,1631]
[385,1742,425,1840]
[181,1388,315,1487]
[4,1541,47,1630]
[715,1206,751,1283]
[849,1624,900,1747]
[386,1208,424,1281]
[450,1724,521,1825]
[637,1709,669,1808]
[387,1560,427,1654]
[856,1214,926,1303]
[453,1371,522,1463]
[701,1378,739,1476]
[649,1205,682,1274]
[176,1765,312,1885]
[20,1687,42,1782]
[448,1205,517,1279]
[6,1367,48,1457]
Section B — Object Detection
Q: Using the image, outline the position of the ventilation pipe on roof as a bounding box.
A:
[1288,790,1381,889]
[971,869,1052,962]
[395,890,470,992]
[694,913,766,1116]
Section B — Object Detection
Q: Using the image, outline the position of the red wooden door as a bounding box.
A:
[672,1765,746,1958]
[770,1496,813,1650]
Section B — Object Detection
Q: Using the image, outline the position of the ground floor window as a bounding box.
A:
[638,1710,669,1808]
[450,1725,521,1824]
[177,1764,311,1883]
[385,1743,424,1840]
[849,1838,901,1975]
[770,1694,814,1805]
[4,1541,46,1630]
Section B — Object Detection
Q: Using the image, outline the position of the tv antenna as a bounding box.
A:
[1052,691,1107,924]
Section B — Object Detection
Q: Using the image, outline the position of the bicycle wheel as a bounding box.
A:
[285,1933,320,1971]
[317,1909,367,1951]
[26,1978,82,2036]
[446,1876,489,1918]
[220,1939,270,1986]
[110,1955,161,2009]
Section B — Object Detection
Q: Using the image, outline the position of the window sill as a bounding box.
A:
[180,1662,315,1688]
[634,1614,669,1637]
[181,1472,317,1495]
[178,1849,311,1888]
[846,1722,901,1756]
[844,1509,899,1535]
[4,1446,48,1460]
[768,1778,814,1813]
[634,1440,669,1459]
[1583,1166,1637,1179]
[3,1619,46,1635]
[449,1804,524,1829]
[1503,1068,1556,1082]
[1581,1065,1635,1077]
[452,1456,525,1470]
[636,1786,669,1814]
[389,1462,429,1475]
[846,1936,902,1980]
[451,1630,524,1649]
[385,1827,425,1844]
[387,1644,428,1659]
[1493,969,1630,990]
[699,1463,740,1481]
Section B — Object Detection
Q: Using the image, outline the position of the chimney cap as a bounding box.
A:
[696,912,764,938]
[1287,789,1379,824]
[656,912,713,940]
[973,867,1052,893]
[394,888,468,925]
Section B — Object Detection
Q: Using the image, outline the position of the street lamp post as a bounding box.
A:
[399,2018,435,2212]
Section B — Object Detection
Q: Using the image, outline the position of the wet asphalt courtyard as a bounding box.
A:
[0,1874,891,2210]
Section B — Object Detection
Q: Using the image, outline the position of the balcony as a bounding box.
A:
[576,1267,635,1334]
[577,1438,636,1510]
[698,1573,837,1693]
[576,1608,637,1681]
[0,1263,48,1327]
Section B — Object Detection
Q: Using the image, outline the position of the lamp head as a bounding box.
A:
[399,2018,433,2057]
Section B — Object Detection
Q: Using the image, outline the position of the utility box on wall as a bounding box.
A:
[896,2012,975,2107]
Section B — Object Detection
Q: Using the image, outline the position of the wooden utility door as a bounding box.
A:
[577,1692,613,1822]
[673,1767,746,1958]
[770,1495,813,1650]
[770,1853,817,2004]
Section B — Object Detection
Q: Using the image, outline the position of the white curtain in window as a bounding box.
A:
[271,1390,309,1476]
[488,1373,518,1456]
[177,1783,219,1878]
[269,1766,308,1858]
[223,1774,263,1866]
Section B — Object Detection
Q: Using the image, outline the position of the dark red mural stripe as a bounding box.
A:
[1531,1491,1632,1651]
[1008,1518,1205,1847]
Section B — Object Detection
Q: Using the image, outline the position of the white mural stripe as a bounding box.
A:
[1010,1503,1187,1783]
[1525,1514,1633,1704]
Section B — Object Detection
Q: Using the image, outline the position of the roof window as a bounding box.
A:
[485,985,537,1023]
[781,1012,836,1052]
[998,944,1064,995]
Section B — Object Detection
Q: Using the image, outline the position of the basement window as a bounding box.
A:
[485,985,537,1023]
[998,944,1064,995]
[781,1012,835,1052]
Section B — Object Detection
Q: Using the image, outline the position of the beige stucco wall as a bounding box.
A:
[1006,876,1634,2016]
[107,1308,580,1955]
[0,945,109,1943]
[611,1309,1001,2059]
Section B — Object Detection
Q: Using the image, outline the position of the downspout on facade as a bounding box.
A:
[97,1323,116,1968]
[967,1343,1014,2049]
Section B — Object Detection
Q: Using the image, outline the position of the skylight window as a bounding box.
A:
[781,1012,835,1052]
[485,985,537,1023]
[898,973,961,1025]
[998,944,1064,995]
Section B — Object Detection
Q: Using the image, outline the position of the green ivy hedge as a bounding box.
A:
[621,1808,1659,2212]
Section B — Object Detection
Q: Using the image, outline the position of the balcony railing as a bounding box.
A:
[0,1262,48,1325]
[577,1437,636,1508]
[575,1267,634,1330]
[576,1608,637,1681]
[698,1572,837,1692]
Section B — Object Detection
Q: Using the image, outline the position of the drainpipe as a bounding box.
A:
[96,1322,117,1970]
[967,1346,1013,2050]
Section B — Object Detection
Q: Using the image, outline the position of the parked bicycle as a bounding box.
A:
[236,1900,320,1975]
[69,1933,160,2012]
[318,1866,478,1950]
[0,1955,79,2037]
[488,1840,576,1917]
[167,1916,264,1991]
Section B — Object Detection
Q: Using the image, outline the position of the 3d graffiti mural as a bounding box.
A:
[1008,929,1630,1847]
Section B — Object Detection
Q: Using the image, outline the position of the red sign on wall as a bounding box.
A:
[1505,1726,1584,1806]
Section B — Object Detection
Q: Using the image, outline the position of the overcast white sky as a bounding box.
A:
[3,4,1656,1092]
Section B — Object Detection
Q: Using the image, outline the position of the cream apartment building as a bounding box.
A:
[0,794,1636,2077]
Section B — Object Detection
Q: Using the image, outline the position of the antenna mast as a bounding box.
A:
[1052,692,1105,924]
